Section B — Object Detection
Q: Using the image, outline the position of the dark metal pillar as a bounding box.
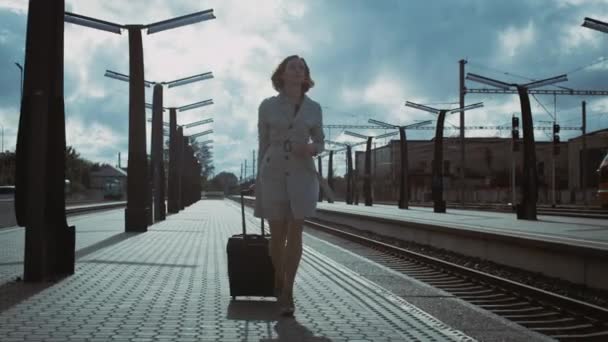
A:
[459,59,467,206]
[398,127,409,209]
[317,156,323,202]
[168,108,179,213]
[15,0,75,281]
[159,150,166,219]
[345,145,353,205]
[516,86,538,220]
[151,84,163,222]
[179,134,187,210]
[432,110,447,213]
[327,150,334,203]
[124,26,149,232]
[364,137,373,206]
[582,101,587,206]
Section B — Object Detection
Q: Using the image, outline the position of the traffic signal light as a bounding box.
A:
[512,117,519,140]
[553,123,560,155]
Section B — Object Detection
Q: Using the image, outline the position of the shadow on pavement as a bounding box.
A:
[227,300,333,342]
[0,232,141,314]
[0,278,64,314]
[75,232,140,259]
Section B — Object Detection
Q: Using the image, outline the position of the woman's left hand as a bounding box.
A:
[292,143,316,157]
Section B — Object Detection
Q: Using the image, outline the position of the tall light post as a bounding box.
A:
[106,70,213,222]
[369,119,432,209]
[65,9,215,232]
[325,140,366,205]
[344,130,398,206]
[15,62,23,99]
[405,101,484,213]
[166,99,214,213]
[582,18,607,206]
[465,73,567,220]
[15,0,75,282]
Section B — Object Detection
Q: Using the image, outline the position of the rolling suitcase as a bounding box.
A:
[226,191,275,299]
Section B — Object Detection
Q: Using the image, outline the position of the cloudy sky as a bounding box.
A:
[1,0,607,177]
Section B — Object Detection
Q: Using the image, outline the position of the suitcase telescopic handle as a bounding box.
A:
[240,190,266,237]
[240,191,246,236]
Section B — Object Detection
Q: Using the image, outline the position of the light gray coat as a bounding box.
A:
[254,93,325,220]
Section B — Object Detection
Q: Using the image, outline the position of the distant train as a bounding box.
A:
[103,178,123,200]
[598,152,608,208]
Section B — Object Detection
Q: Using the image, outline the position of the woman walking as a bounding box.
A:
[254,55,324,317]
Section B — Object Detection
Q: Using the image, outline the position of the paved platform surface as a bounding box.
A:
[0,200,550,341]
[316,202,608,250]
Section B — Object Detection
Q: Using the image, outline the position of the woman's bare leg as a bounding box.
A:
[268,220,288,292]
[282,219,304,305]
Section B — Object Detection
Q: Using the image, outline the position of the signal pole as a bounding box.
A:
[552,122,560,208]
[511,116,519,208]
[459,59,466,205]
[582,101,587,206]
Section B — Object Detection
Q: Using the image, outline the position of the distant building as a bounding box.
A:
[349,129,607,205]
[90,164,127,193]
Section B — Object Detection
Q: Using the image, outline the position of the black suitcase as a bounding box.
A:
[226,192,275,299]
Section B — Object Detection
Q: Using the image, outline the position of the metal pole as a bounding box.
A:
[15,62,23,100]
[16,0,75,281]
[328,150,334,203]
[151,84,163,221]
[552,95,557,208]
[1,124,3,152]
[252,150,256,180]
[346,145,353,204]
[459,59,467,206]
[364,137,373,206]
[432,110,447,213]
[124,26,149,231]
[511,143,516,208]
[317,156,323,202]
[398,127,408,209]
[168,108,179,213]
[552,142,556,208]
[582,101,587,207]
[517,85,538,220]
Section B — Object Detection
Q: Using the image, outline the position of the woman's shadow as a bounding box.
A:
[227,300,332,341]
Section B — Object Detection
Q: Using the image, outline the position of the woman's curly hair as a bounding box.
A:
[271,55,315,94]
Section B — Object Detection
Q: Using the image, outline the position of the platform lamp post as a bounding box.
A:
[465,73,567,220]
[107,70,213,222]
[15,0,75,282]
[165,99,213,213]
[368,119,433,209]
[325,140,367,205]
[317,155,324,202]
[405,101,483,213]
[65,9,215,232]
[15,62,23,99]
[183,129,213,207]
[582,18,607,206]
[344,130,399,206]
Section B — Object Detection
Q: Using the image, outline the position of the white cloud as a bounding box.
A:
[497,20,536,60]
[0,0,27,14]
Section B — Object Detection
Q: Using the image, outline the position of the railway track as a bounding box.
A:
[374,200,608,220]
[302,218,608,341]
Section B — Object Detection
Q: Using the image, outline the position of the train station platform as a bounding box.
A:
[312,201,608,290]
[315,202,608,249]
[0,200,550,341]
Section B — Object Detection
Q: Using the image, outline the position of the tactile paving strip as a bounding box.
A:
[0,200,475,341]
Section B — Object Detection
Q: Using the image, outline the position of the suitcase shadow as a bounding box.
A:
[226,300,333,342]
[227,299,280,321]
